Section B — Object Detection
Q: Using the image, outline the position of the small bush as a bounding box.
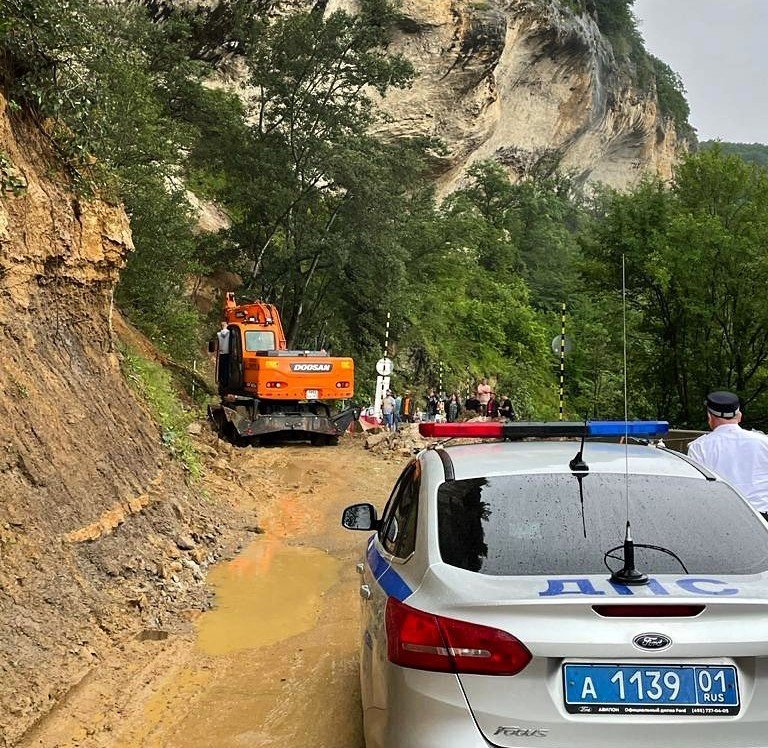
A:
[0,151,27,195]
[119,343,202,479]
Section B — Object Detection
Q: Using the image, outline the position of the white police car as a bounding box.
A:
[342,420,768,748]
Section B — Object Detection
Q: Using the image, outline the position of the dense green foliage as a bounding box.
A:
[700,140,768,168]
[398,163,581,417]
[8,1,767,430]
[649,56,690,135]
[581,147,768,427]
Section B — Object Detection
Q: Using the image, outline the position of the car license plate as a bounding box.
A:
[305,389,319,400]
[563,664,739,715]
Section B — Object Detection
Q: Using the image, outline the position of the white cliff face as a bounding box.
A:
[328,0,687,192]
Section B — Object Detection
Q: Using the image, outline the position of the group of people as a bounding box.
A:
[418,383,517,423]
[424,389,463,422]
[466,378,517,420]
[381,390,415,431]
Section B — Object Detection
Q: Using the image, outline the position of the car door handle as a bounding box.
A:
[359,584,372,600]
[356,563,365,575]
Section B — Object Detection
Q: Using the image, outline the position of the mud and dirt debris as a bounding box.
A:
[16,437,407,748]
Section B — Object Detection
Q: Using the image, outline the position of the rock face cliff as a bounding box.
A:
[328,0,687,191]
[0,94,232,746]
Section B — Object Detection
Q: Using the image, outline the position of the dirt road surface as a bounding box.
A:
[20,439,406,748]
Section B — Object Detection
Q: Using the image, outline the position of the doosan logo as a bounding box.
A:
[290,363,332,372]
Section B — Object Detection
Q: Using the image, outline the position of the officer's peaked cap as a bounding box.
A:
[705,391,740,419]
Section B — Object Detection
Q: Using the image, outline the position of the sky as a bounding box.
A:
[633,0,768,144]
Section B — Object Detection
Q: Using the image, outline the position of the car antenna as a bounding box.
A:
[609,255,649,586]
[569,413,590,539]
[569,412,590,473]
[603,260,688,581]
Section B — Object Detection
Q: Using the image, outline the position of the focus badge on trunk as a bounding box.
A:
[633,633,672,650]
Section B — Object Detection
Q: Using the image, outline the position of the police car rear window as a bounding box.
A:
[437,474,768,576]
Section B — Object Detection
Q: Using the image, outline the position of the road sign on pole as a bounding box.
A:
[374,314,393,419]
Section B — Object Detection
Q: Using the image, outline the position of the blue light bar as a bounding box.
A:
[587,420,669,437]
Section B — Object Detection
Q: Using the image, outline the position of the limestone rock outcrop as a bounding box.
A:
[327,0,687,191]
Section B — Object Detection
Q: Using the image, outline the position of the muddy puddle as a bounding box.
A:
[196,539,341,655]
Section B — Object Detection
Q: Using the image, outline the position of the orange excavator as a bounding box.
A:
[208,293,357,445]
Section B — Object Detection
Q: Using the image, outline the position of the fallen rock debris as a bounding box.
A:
[364,424,429,457]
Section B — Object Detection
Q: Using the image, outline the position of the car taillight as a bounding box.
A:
[385,597,531,676]
[592,604,705,617]
[335,381,350,388]
[265,382,284,388]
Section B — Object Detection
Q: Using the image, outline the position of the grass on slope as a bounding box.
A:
[119,342,203,479]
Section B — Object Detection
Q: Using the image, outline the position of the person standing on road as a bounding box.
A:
[688,391,768,521]
[216,321,231,391]
[402,391,414,422]
[477,378,491,417]
[382,390,397,431]
[485,392,498,419]
[498,394,517,421]
[394,392,403,432]
[426,388,439,422]
[447,393,460,423]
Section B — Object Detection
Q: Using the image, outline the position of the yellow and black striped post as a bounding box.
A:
[559,302,566,421]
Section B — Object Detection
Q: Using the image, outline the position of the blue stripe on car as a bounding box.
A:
[366,541,413,601]
[377,565,413,600]
[367,539,389,579]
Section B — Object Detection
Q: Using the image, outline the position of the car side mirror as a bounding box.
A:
[342,503,379,531]
[208,340,216,354]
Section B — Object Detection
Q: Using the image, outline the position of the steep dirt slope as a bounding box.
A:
[0,94,245,746]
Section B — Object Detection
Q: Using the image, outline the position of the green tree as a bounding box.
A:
[395,164,568,416]
[700,140,768,169]
[582,148,768,426]
[191,2,417,350]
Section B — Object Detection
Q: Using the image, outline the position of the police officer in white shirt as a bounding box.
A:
[688,391,768,521]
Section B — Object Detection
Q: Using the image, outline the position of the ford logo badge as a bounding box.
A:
[633,633,672,651]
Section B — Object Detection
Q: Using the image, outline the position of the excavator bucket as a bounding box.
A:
[331,406,360,434]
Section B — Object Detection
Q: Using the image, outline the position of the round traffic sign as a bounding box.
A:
[551,335,573,355]
[376,357,393,376]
